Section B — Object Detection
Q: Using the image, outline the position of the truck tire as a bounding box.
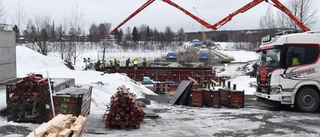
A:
[295,87,320,112]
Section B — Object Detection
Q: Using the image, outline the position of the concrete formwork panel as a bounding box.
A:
[0,47,16,64]
[0,31,16,82]
[0,31,15,48]
[0,63,16,81]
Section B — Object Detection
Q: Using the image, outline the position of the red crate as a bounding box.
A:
[153,82,170,94]
[49,86,92,119]
[219,89,244,108]
[189,88,204,107]
[192,84,201,89]
[203,89,221,108]
[168,84,179,92]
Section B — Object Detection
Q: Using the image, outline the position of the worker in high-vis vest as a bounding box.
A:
[133,59,138,70]
[143,58,147,69]
[292,56,300,66]
[115,59,120,70]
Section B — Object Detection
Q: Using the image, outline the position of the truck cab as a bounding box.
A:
[255,30,320,112]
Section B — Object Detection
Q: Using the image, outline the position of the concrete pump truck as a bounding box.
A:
[255,30,320,113]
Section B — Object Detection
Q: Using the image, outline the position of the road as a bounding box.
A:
[1,95,320,137]
[83,94,320,137]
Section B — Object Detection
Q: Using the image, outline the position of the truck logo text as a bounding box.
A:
[283,68,316,78]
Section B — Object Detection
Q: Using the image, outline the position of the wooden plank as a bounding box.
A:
[80,117,87,125]
[188,76,199,85]
[63,114,73,120]
[49,114,67,126]
[73,116,82,125]
[210,79,218,86]
[58,129,72,137]
[73,115,84,125]
[71,124,82,133]
[47,133,58,137]
[34,123,53,136]
[26,132,36,137]
[70,116,77,121]
[46,126,61,134]
[27,114,87,137]
[65,121,72,129]
[46,133,58,137]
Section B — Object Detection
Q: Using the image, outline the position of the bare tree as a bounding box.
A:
[0,0,5,22]
[69,3,83,35]
[125,26,131,42]
[56,24,68,60]
[177,28,185,42]
[105,22,111,34]
[276,0,318,30]
[259,6,276,30]
[24,15,52,55]
[164,26,173,44]
[139,24,148,42]
[12,3,25,31]
[52,15,70,62]
[68,3,84,65]
[89,23,98,42]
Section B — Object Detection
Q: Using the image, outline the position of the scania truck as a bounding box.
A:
[255,30,320,112]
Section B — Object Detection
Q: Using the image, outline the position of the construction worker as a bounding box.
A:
[103,60,108,68]
[126,58,131,69]
[109,60,114,69]
[133,58,138,70]
[143,58,147,69]
[292,56,300,66]
[115,59,120,70]
[96,60,101,71]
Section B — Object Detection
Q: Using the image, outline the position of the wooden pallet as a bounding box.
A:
[27,114,87,137]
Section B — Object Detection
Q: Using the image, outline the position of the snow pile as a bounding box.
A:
[16,46,69,77]
[8,46,157,116]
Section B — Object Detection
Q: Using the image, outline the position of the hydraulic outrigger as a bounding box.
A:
[106,0,310,39]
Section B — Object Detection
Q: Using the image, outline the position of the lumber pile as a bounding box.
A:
[27,114,87,137]
[105,85,145,129]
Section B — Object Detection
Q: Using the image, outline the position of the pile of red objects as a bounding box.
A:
[6,73,50,123]
[105,85,145,129]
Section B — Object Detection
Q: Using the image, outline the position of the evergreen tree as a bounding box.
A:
[146,26,150,41]
[12,25,20,44]
[132,27,138,43]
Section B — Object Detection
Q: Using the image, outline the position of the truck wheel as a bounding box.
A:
[295,87,320,112]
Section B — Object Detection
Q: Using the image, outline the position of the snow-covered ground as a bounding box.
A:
[0,44,262,136]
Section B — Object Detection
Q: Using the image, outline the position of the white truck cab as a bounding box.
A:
[255,30,320,112]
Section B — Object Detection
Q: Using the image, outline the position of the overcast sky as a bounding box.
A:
[3,0,320,34]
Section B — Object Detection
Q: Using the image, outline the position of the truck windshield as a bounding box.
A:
[259,48,281,67]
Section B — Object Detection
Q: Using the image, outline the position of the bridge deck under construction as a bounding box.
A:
[102,67,215,83]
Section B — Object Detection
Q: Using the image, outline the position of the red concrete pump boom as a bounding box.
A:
[268,0,310,32]
[105,0,310,38]
[162,0,212,28]
[210,0,265,30]
[105,0,155,38]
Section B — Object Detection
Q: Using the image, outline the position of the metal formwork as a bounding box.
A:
[104,67,215,83]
